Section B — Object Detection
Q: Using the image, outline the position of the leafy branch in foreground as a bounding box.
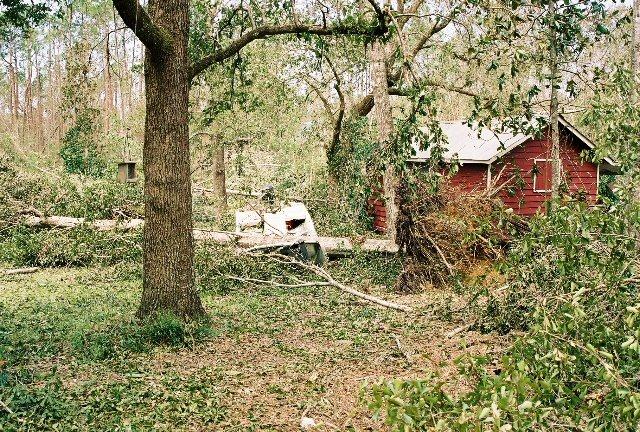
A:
[367,203,640,431]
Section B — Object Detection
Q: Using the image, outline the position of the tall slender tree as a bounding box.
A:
[634,0,640,92]
[370,37,397,241]
[549,0,562,199]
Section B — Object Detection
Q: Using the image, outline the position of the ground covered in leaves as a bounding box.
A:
[0,263,505,431]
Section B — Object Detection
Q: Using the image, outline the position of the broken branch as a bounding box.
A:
[257,253,413,312]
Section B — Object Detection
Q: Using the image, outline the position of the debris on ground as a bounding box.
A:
[396,180,527,291]
[235,201,326,265]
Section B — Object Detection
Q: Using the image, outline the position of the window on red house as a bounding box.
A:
[533,159,553,192]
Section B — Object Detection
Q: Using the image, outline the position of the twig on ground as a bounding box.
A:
[0,398,14,414]
[392,334,413,364]
[445,323,474,338]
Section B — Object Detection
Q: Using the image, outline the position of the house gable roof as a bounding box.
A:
[409,115,618,172]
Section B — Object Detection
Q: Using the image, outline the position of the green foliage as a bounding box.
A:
[0,227,142,267]
[367,203,640,431]
[59,40,108,178]
[59,109,107,177]
[0,142,143,228]
[582,66,640,198]
[140,313,186,346]
[1,367,227,432]
[0,0,49,38]
[482,202,639,333]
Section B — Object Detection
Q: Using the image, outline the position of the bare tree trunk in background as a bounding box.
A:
[549,0,562,201]
[35,57,45,151]
[7,45,17,129]
[52,42,64,144]
[634,0,640,200]
[213,139,227,218]
[634,0,640,92]
[119,33,128,129]
[10,46,20,127]
[371,38,397,243]
[23,53,33,145]
[201,133,228,217]
[104,32,114,135]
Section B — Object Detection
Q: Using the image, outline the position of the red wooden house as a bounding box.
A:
[371,116,618,232]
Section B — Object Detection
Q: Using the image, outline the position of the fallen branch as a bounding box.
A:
[24,215,144,231]
[423,230,455,276]
[445,323,474,338]
[0,398,14,415]
[253,252,413,312]
[3,267,39,276]
[392,334,413,364]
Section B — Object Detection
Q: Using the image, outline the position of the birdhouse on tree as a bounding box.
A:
[117,161,137,183]
[117,129,137,183]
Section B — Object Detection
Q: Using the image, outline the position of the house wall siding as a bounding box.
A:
[370,126,600,231]
[493,131,598,216]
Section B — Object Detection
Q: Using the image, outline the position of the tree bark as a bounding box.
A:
[371,39,398,243]
[136,0,205,319]
[103,31,114,135]
[633,0,640,200]
[7,44,17,129]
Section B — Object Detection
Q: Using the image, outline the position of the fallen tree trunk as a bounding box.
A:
[193,230,398,255]
[24,216,144,231]
[23,216,398,256]
[3,267,39,276]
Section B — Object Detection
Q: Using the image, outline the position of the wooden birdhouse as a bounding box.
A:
[117,161,137,183]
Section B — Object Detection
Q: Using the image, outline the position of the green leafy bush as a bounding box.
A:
[141,313,186,346]
[59,109,107,177]
[1,147,143,222]
[367,203,640,431]
[0,226,142,267]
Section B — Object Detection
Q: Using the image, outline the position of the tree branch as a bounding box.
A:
[326,55,346,156]
[353,87,410,117]
[189,5,388,81]
[112,0,174,55]
[304,77,336,124]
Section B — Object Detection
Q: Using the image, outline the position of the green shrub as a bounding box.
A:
[0,226,142,267]
[59,109,107,178]
[141,313,186,346]
[367,202,640,431]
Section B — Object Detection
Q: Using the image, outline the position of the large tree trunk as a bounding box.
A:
[371,39,398,243]
[137,0,205,319]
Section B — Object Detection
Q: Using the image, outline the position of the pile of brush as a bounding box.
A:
[395,179,526,291]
